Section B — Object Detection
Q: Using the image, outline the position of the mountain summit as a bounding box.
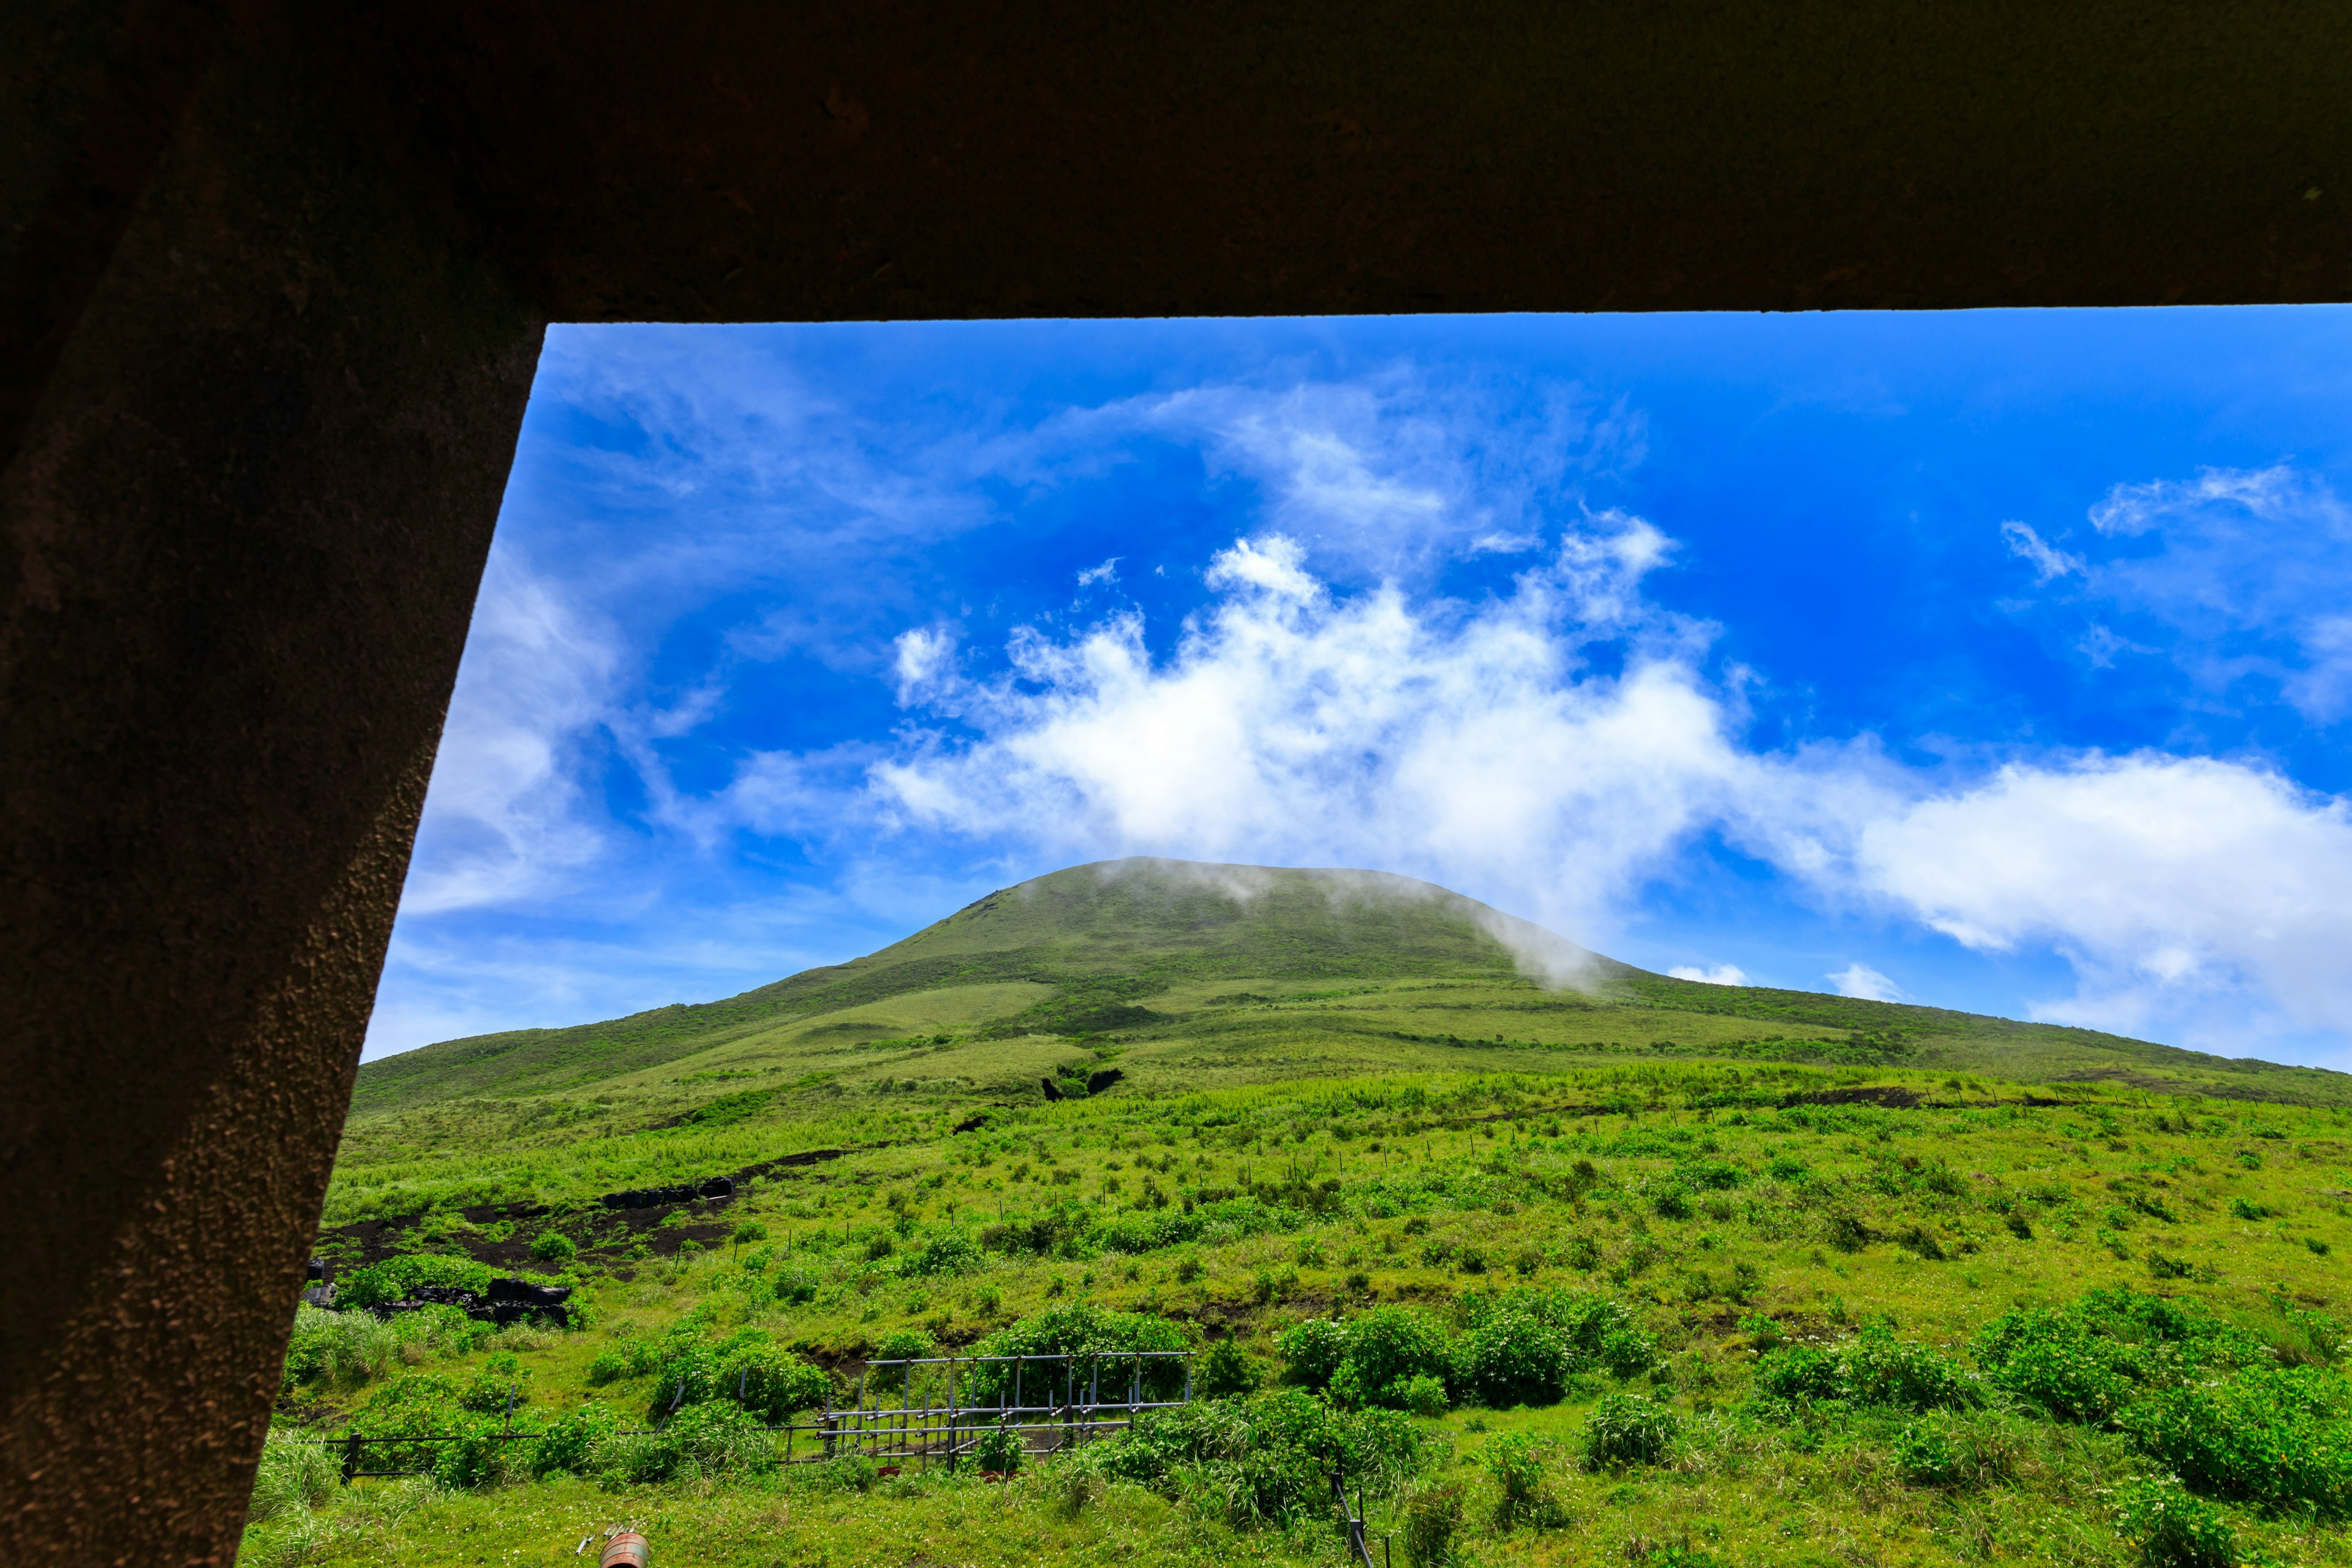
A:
[355,858,2350,1115]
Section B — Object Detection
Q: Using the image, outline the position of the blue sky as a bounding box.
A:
[367,309,2352,1068]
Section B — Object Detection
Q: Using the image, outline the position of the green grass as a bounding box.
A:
[254,860,2352,1567]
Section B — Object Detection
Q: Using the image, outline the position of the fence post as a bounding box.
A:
[341,1433,360,1484]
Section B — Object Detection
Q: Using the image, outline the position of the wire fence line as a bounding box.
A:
[315,1350,1198,1480]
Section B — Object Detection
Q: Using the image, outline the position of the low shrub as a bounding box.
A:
[529,1231,577,1263]
[666,1399,777,1477]
[457,1351,530,1414]
[1755,1346,1842,1404]
[963,1303,1189,1404]
[1453,1308,1567,1408]
[769,1265,821,1306]
[1890,1414,2015,1490]
[248,1427,339,1521]
[337,1254,492,1311]
[1583,1393,1678,1469]
[1194,1338,1263,1399]
[2111,1475,2240,1568]
[635,1324,828,1422]
[1757,1325,1976,1411]
[905,1229,983,1276]
[1970,1309,2136,1422]
[1392,1373,1449,1417]
[1483,1431,1569,1528]
[1840,1323,1979,1411]
[869,1327,936,1390]
[1284,1306,1455,1410]
[432,1412,511,1490]
[526,1402,620,1478]
[1973,1287,2272,1426]
[1083,1390,1422,1528]
[1402,1482,1466,1566]
[720,1338,831,1420]
[2119,1363,2352,1515]
[973,1422,1024,1473]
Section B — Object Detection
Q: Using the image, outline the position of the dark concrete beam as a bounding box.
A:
[1,7,540,1559]
[378,0,2352,320]
[6,2,2351,1561]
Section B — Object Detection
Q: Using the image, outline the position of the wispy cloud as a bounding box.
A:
[1670,965,1751,986]
[868,520,1725,954]
[858,539,2352,1052]
[1827,962,1903,1001]
[2000,520,2084,583]
[2011,464,2352,722]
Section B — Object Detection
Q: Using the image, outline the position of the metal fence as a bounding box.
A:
[318,1349,1197,1480]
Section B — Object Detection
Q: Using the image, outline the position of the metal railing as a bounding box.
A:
[315,1349,1196,1479]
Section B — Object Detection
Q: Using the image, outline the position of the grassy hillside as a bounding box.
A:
[252,862,2352,1568]
[355,859,2346,1125]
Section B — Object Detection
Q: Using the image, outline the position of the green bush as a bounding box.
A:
[1084,1390,1422,1528]
[973,1422,1024,1473]
[458,1351,530,1414]
[594,1430,679,1488]
[1392,1373,1449,1417]
[1973,1287,2271,1426]
[1583,1393,1678,1469]
[527,1402,620,1478]
[1755,1346,1843,1404]
[1194,1338,1262,1399]
[770,1265,821,1306]
[350,1371,462,1436]
[247,1427,339,1521]
[1891,1414,2013,1490]
[2111,1475,2240,1568]
[869,1327,936,1391]
[1453,1308,1568,1408]
[1402,1482,1466,1566]
[666,1399,777,1477]
[731,1220,769,1246]
[432,1412,510,1490]
[281,1304,406,1392]
[1840,1323,1980,1411]
[337,1253,492,1311]
[1757,1325,1976,1411]
[1483,1431,1568,1528]
[2120,1363,2352,1515]
[1283,1306,1455,1410]
[1970,1309,2137,1422]
[905,1230,983,1276]
[963,1303,1189,1404]
[725,1340,831,1420]
[1277,1317,1351,1390]
[529,1231,577,1263]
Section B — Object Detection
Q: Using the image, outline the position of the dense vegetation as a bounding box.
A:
[248,861,2352,1566]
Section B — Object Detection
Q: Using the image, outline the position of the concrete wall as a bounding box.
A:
[5,2,2348,1559]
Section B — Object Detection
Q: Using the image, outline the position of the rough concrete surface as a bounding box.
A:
[5,1,2351,1561]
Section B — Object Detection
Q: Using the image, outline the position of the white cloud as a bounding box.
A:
[1833,753,2352,1043]
[1076,557,1121,587]
[859,534,2352,1053]
[398,549,617,914]
[2025,464,2352,721]
[892,627,958,706]
[1670,965,1751,986]
[2001,520,2084,583]
[870,520,1733,965]
[1827,962,1903,1001]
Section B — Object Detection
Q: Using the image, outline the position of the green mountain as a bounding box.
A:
[355,858,2348,1118]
